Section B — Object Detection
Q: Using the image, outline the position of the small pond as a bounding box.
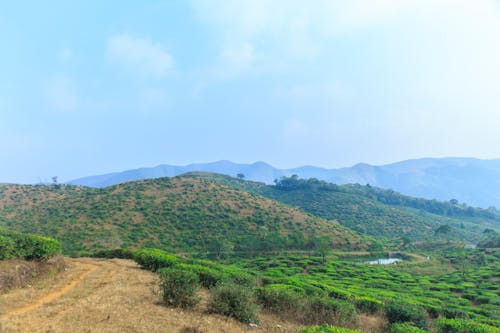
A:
[364,258,402,265]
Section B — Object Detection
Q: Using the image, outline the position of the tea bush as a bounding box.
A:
[158,268,200,309]
[436,318,500,333]
[388,322,430,333]
[304,297,358,327]
[207,282,260,323]
[299,325,363,333]
[257,284,304,316]
[385,301,428,329]
[133,248,180,271]
[0,229,62,260]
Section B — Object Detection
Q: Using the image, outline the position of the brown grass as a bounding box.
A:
[0,258,301,333]
[0,256,65,293]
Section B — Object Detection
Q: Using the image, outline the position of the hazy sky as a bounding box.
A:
[1,0,500,183]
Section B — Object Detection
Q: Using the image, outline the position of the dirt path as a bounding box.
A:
[3,262,98,317]
[0,258,299,333]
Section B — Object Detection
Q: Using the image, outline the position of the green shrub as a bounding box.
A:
[207,282,260,323]
[0,234,15,259]
[388,322,430,333]
[89,248,134,259]
[179,264,228,288]
[436,318,500,333]
[299,325,363,333]
[353,296,384,314]
[26,235,62,260]
[303,297,358,327]
[158,268,200,309]
[257,284,304,315]
[443,307,470,319]
[0,230,62,260]
[133,248,180,271]
[384,301,428,329]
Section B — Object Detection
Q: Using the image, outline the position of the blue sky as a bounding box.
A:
[1,0,500,183]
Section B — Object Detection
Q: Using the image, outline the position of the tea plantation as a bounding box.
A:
[128,247,500,332]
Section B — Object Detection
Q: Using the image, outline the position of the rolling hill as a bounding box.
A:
[68,157,500,209]
[0,176,369,254]
[179,173,500,243]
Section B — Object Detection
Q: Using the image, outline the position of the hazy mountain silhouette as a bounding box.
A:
[69,157,500,208]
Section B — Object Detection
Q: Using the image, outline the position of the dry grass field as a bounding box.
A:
[0,258,300,333]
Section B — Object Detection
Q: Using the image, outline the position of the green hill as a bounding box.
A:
[180,173,499,243]
[0,177,369,254]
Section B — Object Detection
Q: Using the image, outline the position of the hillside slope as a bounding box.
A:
[181,173,499,243]
[0,177,368,254]
[68,157,500,208]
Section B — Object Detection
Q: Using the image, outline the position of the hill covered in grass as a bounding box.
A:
[0,177,369,254]
[181,173,499,243]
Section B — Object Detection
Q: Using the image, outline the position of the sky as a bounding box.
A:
[1,0,500,183]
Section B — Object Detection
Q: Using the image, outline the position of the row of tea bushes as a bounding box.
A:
[0,229,62,260]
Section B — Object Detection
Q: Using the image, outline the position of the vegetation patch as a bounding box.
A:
[207,282,260,323]
[0,229,62,260]
[158,268,200,309]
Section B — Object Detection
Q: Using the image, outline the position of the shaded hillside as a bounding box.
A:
[0,177,368,254]
[68,158,500,208]
[181,173,499,242]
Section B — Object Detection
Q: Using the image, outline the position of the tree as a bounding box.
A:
[315,236,331,264]
[52,176,60,190]
[208,238,234,260]
[435,224,452,236]
[237,173,245,180]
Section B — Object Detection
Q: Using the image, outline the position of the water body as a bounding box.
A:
[365,258,402,265]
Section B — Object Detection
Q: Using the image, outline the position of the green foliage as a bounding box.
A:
[477,231,500,248]
[388,322,430,333]
[353,296,383,314]
[158,268,200,309]
[133,248,180,271]
[207,282,260,323]
[0,229,61,260]
[0,234,15,259]
[256,284,357,326]
[257,284,305,315]
[88,248,134,259]
[384,301,428,329]
[241,251,500,328]
[299,325,363,333]
[436,318,500,333]
[304,297,358,327]
[176,264,227,288]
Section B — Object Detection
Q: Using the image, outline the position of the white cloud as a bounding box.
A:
[46,75,78,113]
[191,0,419,58]
[106,34,173,77]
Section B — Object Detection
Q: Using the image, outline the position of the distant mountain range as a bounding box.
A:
[69,157,500,208]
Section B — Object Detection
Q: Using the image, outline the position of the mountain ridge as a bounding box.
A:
[68,157,500,208]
